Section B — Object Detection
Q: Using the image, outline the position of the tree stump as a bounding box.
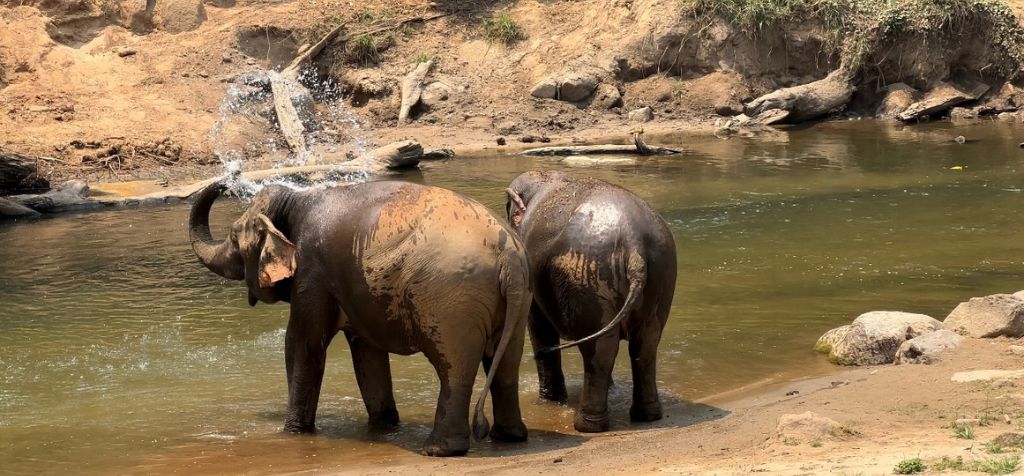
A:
[0,150,51,195]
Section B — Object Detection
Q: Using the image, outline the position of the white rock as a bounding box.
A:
[815,311,942,365]
[629,106,654,123]
[421,81,452,107]
[944,294,1024,338]
[530,77,558,99]
[895,329,962,365]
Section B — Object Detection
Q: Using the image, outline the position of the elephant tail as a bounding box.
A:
[539,250,646,354]
[471,255,531,442]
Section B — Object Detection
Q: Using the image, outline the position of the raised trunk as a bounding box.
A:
[189,181,244,280]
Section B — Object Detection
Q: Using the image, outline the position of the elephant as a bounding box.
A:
[188,178,532,456]
[505,171,677,433]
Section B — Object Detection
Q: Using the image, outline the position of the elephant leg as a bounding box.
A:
[481,321,528,443]
[346,332,399,429]
[421,345,482,457]
[529,304,567,403]
[574,334,620,433]
[628,318,664,422]
[283,291,338,433]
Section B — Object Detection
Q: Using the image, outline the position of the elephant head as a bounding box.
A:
[505,170,568,230]
[189,180,297,305]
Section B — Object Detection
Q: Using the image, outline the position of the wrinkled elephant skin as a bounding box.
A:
[189,180,532,456]
[506,171,677,433]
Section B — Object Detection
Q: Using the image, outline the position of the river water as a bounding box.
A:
[2,121,1024,473]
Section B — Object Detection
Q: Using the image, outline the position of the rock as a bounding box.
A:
[952,369,1024,383]
[898,80,990,122]
[343,69,394,100]
[1009,345,1024,356]
[496,120,519,135]
[0,196,40,217]
[558,72,599,102]
[421,81,451,107]
[895,329,963,365]
[745,69,855,124]
[993,432,1024,448]
[154,0,208,34]
[628,106,654,123]
[773,412,849,445]
[562,156,636,167]
[815,311,942,365]
[714,102,743,116]
[950,107,977,120]
[875,83,919,119]
[1013,290,1024,300]
[591,84,623,109]
[496,137,506,146]
[975,83,1024,115]
[944,294,1024,338]
[117,49,137,58]
[530,77,558,99]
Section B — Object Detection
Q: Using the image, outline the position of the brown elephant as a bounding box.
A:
[506,171,678,433]
[189,179,532,456]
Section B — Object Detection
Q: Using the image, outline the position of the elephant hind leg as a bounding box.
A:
[575,334,620,433]
[628,315,665,423]
[529,304,568,403]
[347,333,399,429]
[481,319,528,443]
[421,341,483,457]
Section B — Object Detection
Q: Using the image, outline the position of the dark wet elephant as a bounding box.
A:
[505,171,677,433]
[189,179,532,456]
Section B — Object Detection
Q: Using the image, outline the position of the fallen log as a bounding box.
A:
[521,132,681,157]
[269,77,309,155]
[6,180,100,213]
[399,60,433,124]
[743,69,856,124]
[0,196,40,218]
[1,150,51,195]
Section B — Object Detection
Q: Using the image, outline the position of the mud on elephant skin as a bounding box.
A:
[189,179,533,457]
[506,171,678,433]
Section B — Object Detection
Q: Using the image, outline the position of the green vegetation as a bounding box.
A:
[483,12,526,45]
[809,439,823,448]
[893,457,925,474]
[953,422,976,440]
[346,34,382,65]
[984,441,1008,454]
[829,423,861,438]
[682,0,1024,73]
[932,455,1021,474]
[410,52,434,64]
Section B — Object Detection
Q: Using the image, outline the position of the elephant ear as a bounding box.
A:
[256,214,296,289]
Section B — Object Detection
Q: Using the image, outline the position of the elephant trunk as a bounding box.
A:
[189,180,244,280]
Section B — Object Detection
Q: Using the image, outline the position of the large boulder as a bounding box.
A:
[875,83,919,119]
[590,83,623,109]
[895,329,963,365]
[529,72,599,102]
[944,294,1024,338]
[898,80,990,121]
[815,311,942,365]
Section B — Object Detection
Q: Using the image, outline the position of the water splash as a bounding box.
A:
[208,68,373,200]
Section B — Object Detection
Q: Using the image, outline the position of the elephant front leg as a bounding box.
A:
[529,305,567,403]
[575,334,620,433]
[283,293,338,433]
[347,333,399,429]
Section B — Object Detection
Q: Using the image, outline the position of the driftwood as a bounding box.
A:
[399,60,433,124]
[522,132,681,156]
[0,197,40,217]
[743,69,856,124]
[6,180,99,213]
[1,150,51,195]
[270,77,309,155]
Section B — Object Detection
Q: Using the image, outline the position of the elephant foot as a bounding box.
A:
[630,401,663,422]
[368,408,400,430]
[573,411,610,433]
[421,434,470,457]
[539,382,568,404]
[283,420,316,434]
[490,420,528,443]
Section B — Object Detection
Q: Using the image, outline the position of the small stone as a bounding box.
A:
[198,71,209,78]
[628,106,654,123]
[591,83,623,109]
[954,135,966,144]
[530,77,558,99]
[558,72,599,102]
[496,137,506,146]
[1010,345,1024,356]
[117,49,137,57]
[421,81,452,107]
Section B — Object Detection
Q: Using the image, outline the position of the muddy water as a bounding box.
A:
[3,121,1024,473]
